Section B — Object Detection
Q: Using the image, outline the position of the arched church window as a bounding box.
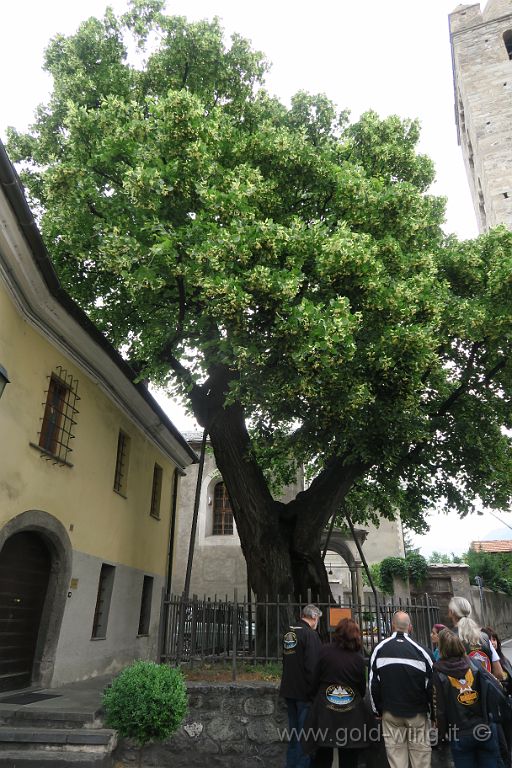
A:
[212,482,234,535]
[504,30,512,60]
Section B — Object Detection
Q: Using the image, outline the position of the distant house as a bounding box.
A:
[0,142,197,691]
[470,540,512,554]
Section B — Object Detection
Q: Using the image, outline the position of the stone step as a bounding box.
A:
[0,726,117,752]
[0,709,101,730]
[0,750,113,767]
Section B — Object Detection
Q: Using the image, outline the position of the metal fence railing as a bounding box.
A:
[160,590,440,679]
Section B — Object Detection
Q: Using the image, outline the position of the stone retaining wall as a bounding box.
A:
[112,682,453,768]
[113,682,288,767]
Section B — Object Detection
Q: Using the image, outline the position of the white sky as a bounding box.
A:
[1,0,509,555]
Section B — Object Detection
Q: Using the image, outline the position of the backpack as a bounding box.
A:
[467,647,491,673]
[467,658,512,725]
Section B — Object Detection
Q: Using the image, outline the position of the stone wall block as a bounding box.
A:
[219,741,246,755]
[246,717,280,743]
[221,694,244,714]
[243,696,275,715]
[206,715,245,741]
[187,693,205,709]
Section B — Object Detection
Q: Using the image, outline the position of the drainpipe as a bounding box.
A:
[160,468,180,661]
[165,468,180,599]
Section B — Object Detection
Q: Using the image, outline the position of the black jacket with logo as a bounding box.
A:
[303,643,375,752]
[433,656,505,738]
[279,618,322,701]
[369,631,433,717]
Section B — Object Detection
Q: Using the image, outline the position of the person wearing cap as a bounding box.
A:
[280,603,323,768]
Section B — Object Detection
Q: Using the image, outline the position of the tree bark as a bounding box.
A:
[196,383,368,608]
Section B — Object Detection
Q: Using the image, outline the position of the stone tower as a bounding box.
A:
[449,0,512,231]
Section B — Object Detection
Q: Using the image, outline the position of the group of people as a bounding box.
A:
[280,596,512,768]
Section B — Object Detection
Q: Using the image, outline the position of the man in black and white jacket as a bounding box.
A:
[369,611,433,768]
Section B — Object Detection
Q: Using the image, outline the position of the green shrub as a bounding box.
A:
[379,553,428,594]
[380,557,409,594]
[405,552,429,585]
[102,660,188,745]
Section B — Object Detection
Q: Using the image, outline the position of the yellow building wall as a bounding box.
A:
[0,280,176,576]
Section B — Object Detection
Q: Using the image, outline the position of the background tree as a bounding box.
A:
[464,549,512,595]
[428,551,463,564]
[7,0,512,602]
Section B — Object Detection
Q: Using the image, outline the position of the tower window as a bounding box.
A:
[504,30,512,60]
[478,180,487,229]
[212,482,234,535]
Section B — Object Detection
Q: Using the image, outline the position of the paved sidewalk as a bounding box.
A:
[0,675,112,724]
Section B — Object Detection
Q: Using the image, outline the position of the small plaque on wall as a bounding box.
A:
[70,578,79,589]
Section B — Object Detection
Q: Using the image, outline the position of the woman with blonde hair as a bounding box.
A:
[447,597,504,679]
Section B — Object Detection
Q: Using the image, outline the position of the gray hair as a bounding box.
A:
[301,604,322,620]
[457,617,482,647]
[449,596,472,620]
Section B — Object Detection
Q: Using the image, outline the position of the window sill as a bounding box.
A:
[90,636,106,641]
[113,488,127,499]
[150,513,161,521]
[137,633,150,638]
[29,442,73,468]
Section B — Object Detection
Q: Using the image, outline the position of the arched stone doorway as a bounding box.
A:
[0,511,72,691]
[320,528,367,606]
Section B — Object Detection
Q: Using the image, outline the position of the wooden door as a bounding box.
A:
[0,532,51,692]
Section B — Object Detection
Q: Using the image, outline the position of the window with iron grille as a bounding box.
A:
[35,367,79,465]
[91,564,115,639]
[138,575,154,635]
[113,430,130,496]
[212,482,234,535]
[149,464,163,519]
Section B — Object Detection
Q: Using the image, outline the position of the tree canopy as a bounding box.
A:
[7,2,512,584]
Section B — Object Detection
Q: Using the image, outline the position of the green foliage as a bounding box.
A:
[242,662,281,680]
[7,3,512,563]
[379,553,428,593]
[380,557,409,594]
[405,552,429,585]
[428,551,463,564]
[362,562,383,591]
[102,661,188,745]
[464,550,512,596]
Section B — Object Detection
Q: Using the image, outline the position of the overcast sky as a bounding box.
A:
[1,0,508,556]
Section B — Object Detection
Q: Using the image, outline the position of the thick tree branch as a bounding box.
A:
[286,454,371,549]
[431,341,481,420]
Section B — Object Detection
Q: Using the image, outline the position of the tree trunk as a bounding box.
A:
[192,374,367,613]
